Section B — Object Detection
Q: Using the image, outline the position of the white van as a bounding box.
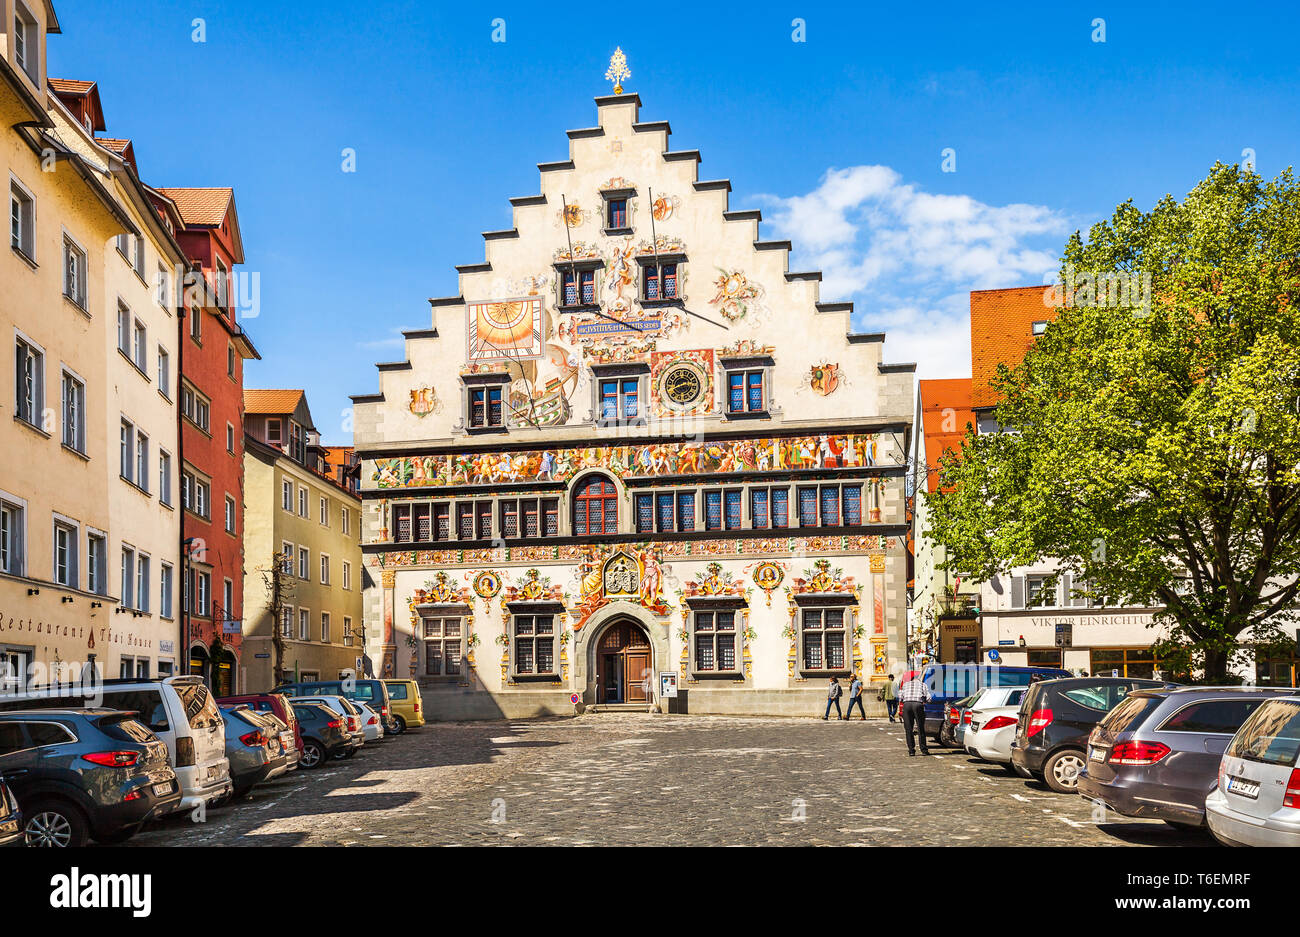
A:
[0,675,232,812]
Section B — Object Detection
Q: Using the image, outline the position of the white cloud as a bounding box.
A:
[756,166,1067,381]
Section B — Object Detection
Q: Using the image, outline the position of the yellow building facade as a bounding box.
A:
[240,391,363,690]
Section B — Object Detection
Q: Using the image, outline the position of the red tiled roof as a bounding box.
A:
[153,187,233,227]
[969,285,1058,410]
[244,389,304,416]
[918,378,974,494]
[96,137,130,153]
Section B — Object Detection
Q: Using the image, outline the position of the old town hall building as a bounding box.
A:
[352,85,914,718]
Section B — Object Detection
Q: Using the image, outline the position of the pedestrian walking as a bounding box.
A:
[878,674,898,722]
[898,672,933,755]
[822,676,843,720]
[846,673,866,720]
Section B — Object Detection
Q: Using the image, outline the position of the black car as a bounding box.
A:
[1010,677,1177,793]
[291,703,354,769]
[0,776,21,846]
[0,709,182,846]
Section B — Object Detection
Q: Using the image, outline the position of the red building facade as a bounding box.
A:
[153,188,259,695]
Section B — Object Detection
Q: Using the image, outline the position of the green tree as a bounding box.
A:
[928,163,1300,682]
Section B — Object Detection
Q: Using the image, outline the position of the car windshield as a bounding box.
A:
[1227,700,1300,767]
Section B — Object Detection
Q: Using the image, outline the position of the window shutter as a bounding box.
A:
[1010,575,1025,609]
[1060,573,1071,608]
[1072,578,1089,608]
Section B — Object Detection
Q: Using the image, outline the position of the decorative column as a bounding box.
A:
[381,568,397,678]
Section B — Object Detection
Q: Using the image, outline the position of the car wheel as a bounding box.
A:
[392,716,407,735]
[24,800,89,848]
[1043,749,1087,793]
[300,740,325,769]
[936,724,953,748]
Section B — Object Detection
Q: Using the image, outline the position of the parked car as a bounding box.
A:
[289,696,367,754]
[0,709,181,846]
[382,679,425,733]
[291,702,355,768]
[924,664,1072,745]
[956,687,1028,754]
[218,706,292,797]
[1205,695,1300,846]
[966,704,1029,770]
[1010,676,1177,793]
[274,679,396,733]
[218,693,303,762]
[945,694,979,749]
[1078,686,1296,830]
[0,776,22,847]
[0,676,232,811]
[352,699,386,743]
[254,711,301,772]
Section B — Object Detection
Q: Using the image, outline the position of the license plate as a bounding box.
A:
[970,722,980,732]
[1226,775,1260,799]
[207,765,220,779]
[152,782,172,796]
[1089,746,1108,762]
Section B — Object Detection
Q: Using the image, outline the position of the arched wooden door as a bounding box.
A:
[595,621,652,704]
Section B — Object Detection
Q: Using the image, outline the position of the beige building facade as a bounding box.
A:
[2,3,163,687]
[241,390,362,691]
[353,93,914,720]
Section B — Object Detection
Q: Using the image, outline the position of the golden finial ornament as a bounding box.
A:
[605,47,630,94]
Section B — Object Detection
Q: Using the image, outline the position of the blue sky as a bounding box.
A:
[48,1,1300,443]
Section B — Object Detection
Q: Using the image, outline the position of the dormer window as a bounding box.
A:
[266,418,283,446]
[1031,320,1048,336]
[14,3,38,84]
[643,262,678,300]
[561,268,596,306]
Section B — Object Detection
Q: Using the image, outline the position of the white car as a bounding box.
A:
[961,687,1028,756]
[965,704,1023,768]
[351,699,386,743]
[1205,695,1300,847]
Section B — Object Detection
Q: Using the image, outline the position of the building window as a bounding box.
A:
[642,261,678,300]
[702,489,743,531]
[224,495,236,534]
[63,236,87,308]
[795,484,862,527]
[120,419,135,484]
[227,343,235,378]
[499,497,559,538]
[226,423,234,453]
[0,498,26,576]
[266,418,282,446]
[215,258,229,309]
[160,563,173,619]
[319,496,328,526]
[343,617,353,646]
[182,471,209,519]
[342,561,351,591]
[298,547,309,580]
[221,579,233,624]
[560,268,596,306]
[634,491,695,533]
[281,479,292,512]
[606,198,627,229]
[513,614,555,675]
[1026,575,1056,608]
[135,554,150,614]
[599,378,639,422]
[181,383,210,432]
[468,385,504,428]
[60,371,85,453]
[573,474,617,535]
[280,606,293,638]
[156,262,170,308]
[9,178,35,259]
[135,431,149,493]
[456,502,474,540]
[1032,320,1048,336]
[1090,647,1157,679]
[422,616,462,676]
[693,610,738,672]
[132,235,144,277]
[298,486,308,518]
[87,532,106,595]
[726,368,765,414]
[801,607,847,672]
[321,612,331,643]
[12,3,38,83]
[120,546,135,609]
[320,554,330,585]
[14,336,43,428]
[189,305,202,342]
[750,487,789,529]
[53,520,77,588]
[289,421,306,463]
[158,450,172,506]
[157,347,170,398]
[341,508,350,535]
[298,608,310,640]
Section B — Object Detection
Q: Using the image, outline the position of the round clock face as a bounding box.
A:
[662,364,704,408]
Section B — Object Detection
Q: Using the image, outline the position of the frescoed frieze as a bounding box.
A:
[371,431,880,489]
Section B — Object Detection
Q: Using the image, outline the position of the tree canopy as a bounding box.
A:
[928,163,1300,681]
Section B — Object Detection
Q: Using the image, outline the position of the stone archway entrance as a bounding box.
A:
[594,620,653,704]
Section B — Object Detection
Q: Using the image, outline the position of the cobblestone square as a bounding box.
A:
[127,715,1214,847]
